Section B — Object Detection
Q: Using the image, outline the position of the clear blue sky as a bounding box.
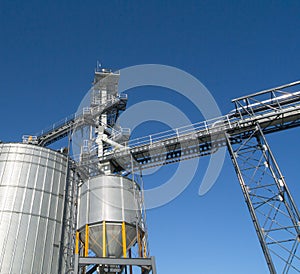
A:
[1,1,300,273]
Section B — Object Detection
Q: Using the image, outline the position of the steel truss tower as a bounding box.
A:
[226,125,300,273]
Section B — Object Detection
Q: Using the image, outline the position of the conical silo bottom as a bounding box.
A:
[79,222,139,257]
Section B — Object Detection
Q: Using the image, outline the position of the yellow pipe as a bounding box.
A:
[85,224,89,257]
[121,222,127,258]
[102,221,106,257]
[75,231,79,255]
[143,237,147,258]
[137,230,142,257]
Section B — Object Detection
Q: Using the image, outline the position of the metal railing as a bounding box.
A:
[34,94,128,139]
[120,115,233,149]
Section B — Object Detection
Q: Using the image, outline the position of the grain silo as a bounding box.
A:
[0,143,68,273]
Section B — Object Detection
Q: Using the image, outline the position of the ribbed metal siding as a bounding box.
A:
[78,175,142,227]
[0,143,68,274]
[78,175,144,257]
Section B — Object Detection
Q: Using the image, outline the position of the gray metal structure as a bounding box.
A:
[77,175,144,258]
[59,160,80,274]
[0,143,68,274]
[46,69,154,274]
[23,71,300,273]
[226,126,300,273]
[74,256,157,274]
[76,79,300,273]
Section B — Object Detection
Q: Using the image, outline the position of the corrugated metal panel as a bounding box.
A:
[0,143,68,274]
[78,175,144,257]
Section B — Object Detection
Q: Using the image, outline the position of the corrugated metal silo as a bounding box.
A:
[77,175,144,258]
[0,143,68,274]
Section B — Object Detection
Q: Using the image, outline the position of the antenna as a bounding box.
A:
[96,60,102,72]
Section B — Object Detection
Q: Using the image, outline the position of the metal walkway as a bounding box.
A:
[95,81,300,172]
[24,94,128,147]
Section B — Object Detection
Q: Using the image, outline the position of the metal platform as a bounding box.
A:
[74,256,157,274]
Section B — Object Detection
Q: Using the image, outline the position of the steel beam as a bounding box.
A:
[74,256,156,274]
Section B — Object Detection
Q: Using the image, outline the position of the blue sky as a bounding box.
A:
[1,1,300,273]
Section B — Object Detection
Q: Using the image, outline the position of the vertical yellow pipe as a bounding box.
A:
[85,224,89,257]
[137,230,142,257]
[75,231,79,255]
[121,222,127,258]
[143,237,147,258]
[102,221,106,257]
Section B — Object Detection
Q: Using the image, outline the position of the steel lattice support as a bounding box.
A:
[226,125,300,273]
[59,162,80,273]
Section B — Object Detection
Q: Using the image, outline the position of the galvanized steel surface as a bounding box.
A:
[0,143,68,274]
[78,175,144,257]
